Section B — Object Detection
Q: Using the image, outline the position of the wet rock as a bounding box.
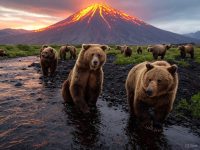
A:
[28,62,40,68]
[21,67,27,70]
[15,82,23,87]
[36,98,42,101]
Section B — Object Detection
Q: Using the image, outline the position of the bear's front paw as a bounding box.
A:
[80,106,90,114]
[153,122,163,133]
[142,121,153,131]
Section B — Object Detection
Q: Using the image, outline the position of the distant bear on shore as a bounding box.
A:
[125,61,178,132]
[178,44,194,59]
[0,49,8,57]
[116,45,132,57]
[40,47,58,77]
[62,44,107,113]
[136,46,143,54]
[59,45,77,60]
[147,44,171,59]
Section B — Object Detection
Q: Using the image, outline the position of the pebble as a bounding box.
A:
[15,82,23,87]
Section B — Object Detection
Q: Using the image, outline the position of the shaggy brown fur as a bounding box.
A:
[59,45,77,60]
[178,44,194,59]
[62,44,107,113]
[40,45,48,58]
[125,61,178,132]
[124,46,132,57]
[40,47,58,77]
[0,49,7,57]
[137,46,143,54]
[147,44,171,59]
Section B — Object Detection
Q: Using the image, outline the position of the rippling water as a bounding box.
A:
[0,56,200,150]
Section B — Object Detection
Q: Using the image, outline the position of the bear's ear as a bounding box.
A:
[168,64,177,75]
[82,44,91,51]
[50,48,54,53]
[101,45,108,51]
[146,63,154,70]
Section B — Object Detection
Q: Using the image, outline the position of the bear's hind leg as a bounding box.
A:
[62,79,73,103]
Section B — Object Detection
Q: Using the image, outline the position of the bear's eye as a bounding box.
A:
[157,79,162,83]
[97,54,101,57]
[92,53,94,56]
[148,79,152,82]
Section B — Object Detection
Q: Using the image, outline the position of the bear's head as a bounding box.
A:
[178,45,185,52]
[41,47,55,59]
[143,62,177,97]
[81,44,107,70]
[165,45,171,50]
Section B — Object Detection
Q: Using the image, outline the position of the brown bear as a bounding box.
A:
[136,46,143,54]
[40,47,58,77]
[40,45,48,58]
[178,44,194,59]
[0,49,8,57]
[124,46,132,57]
[147,44,171,59]
[116,45,125,53]
[59,45,77,60]
[62,44,107,113]
[125,61,178,132]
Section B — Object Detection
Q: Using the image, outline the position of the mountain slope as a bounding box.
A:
[0,4,198,44]
[184,31,200,40]
[0,28,31,37]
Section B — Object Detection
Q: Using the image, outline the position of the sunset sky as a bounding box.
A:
[0,0,199,34]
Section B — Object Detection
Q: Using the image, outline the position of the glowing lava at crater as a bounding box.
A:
[35,3,145,32]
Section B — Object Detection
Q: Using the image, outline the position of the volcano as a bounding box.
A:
[0,3,198,44]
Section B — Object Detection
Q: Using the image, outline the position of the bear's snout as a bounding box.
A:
[146,88,153,96]
[91,55,100,69]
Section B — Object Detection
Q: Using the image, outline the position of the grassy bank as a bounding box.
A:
[0,44,200,66]
[176,92,200,119]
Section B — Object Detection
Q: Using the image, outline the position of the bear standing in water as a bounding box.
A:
[125,61,178,132]
[40,47,58,77]
[62,44,107,113]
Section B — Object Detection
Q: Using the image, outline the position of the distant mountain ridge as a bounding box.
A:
[184,31,200,40]
[0,28,31,37]
[0,4,199,44]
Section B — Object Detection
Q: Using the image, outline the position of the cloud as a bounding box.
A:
[0,0,199,33]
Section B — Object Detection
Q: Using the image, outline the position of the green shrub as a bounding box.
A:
[176,92,200,118]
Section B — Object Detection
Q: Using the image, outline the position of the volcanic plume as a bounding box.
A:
[0,3,198,44]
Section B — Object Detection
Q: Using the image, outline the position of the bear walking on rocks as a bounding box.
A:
[125,61,178,132]
[59,45,77,60]
[62,44,107,113]
[40,47,58,77]
[136,46,143,54]
[0,49,8,57]
[147,44,171,60]
[178,44,194,59]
